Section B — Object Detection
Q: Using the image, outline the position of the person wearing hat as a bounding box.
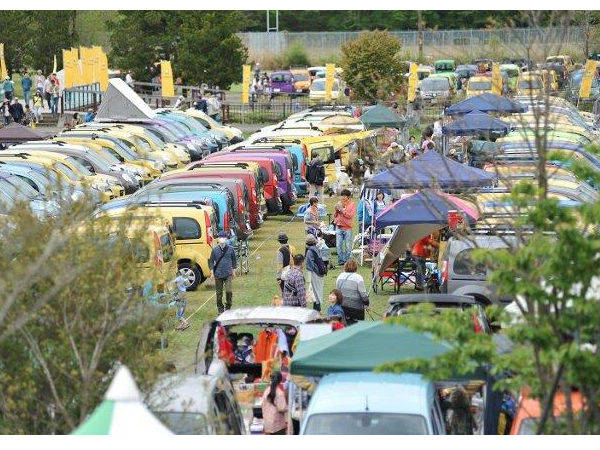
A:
[208,231,237,313]
[275,233,296,293]
[380,141,405,168]
[305,233,327,312]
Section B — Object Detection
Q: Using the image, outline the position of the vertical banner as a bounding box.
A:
[242,64,251,105]
[53,54,57,74]
[325,63,335,102]
[491,62,502,95]
[92,46,103,84]
[62,49,73,88]
[0,43,8,80]
[407,62,418,102]
[579,59,597,99]
[160,60,175,97]
[98,50,109,92]
[71,48,82,87]
[80,47,90,85]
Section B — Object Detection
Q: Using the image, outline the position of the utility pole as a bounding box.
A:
[417,10,424,62]
[266,10,279,32]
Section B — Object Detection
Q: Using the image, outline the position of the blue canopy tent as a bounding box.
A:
[444,93,526,115]
[364,150,497,189]
[442,111,512,137]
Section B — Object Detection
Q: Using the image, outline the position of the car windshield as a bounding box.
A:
[271,73,292,83]
[0,179,19,199]
[503,69,519,77]
[154,411,209,435]
[132,135,154,152]
[469,80,492,90]
[311,79,326,91]
[294,73,308,81]
[65,157,93,176]
[176,114,208,132]
[3,176,39,198]
[55,162,80,181]
[81,152,112,171]
[304,413,428,435]
[519,79,542,89]
[547,57,564,64]
[435,62,454,71]
[150,125,177,142]
[97,146,124,164]
[422,78,449,90]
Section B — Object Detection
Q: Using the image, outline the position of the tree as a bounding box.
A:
[177,12,248,88]
[0,193,166,434]
[340,30,405,102]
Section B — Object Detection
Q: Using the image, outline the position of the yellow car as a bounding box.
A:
[516,73,544,97]
[291,69,311,94]
[0,151,116,202]
[309,78,344,105]
[466,76,493,97]
[182,108,243,142]
[102,204,215,291]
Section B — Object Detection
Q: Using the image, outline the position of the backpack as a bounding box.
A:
[309,247,328,277]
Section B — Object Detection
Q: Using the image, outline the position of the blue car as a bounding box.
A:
[158,111,226,150]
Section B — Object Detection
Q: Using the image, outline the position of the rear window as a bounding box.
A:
[154,411,209,435]
[304,413,428,435]
[469,80,492,90]
[294,73,308,81]
[173,217,201,240]
[452,249,486,276]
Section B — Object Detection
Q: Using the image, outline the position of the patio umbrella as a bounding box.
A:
[72,365,172,435]
[444,93,526,115]
[364,150,497,190]
[442,111,512,137]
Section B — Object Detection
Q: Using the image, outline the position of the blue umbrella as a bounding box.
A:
[444,93,526,115]
[364,150,497,189]
[442,111,512,136]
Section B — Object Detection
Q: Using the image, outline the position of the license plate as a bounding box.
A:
[296,89,303,92]
[273,88,280,92]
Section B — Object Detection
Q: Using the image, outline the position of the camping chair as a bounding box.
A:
[372,253,419,294]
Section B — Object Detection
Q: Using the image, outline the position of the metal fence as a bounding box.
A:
[61,83,103,113]
[239,27,586,62]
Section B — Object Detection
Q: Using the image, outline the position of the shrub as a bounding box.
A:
[284,42,310,68]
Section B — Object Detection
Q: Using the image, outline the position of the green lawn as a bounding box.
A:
[163,196,396,373]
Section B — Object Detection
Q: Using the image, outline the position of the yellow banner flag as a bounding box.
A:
[408,62,418,102]
[71,48,82,87]
[160,60,175,97]
[492,62,502,95]
[98,50,109,92]
[79,47,91,85]
[325,63,335,102]
[242,64,251,105]
[62,49,74,88]
[92,46,103,84]
[579,59,597,99]
[0,43,8,80]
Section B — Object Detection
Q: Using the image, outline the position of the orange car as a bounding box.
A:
[291,69,311,94]
[510,389,584,434]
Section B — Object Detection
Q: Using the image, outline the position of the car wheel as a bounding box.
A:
[178,262,202,291]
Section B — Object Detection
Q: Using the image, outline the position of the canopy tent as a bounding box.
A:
[364,150,497,189]
[95,78,156,121]
[442,111,512,137]
[0,123,51,144]
[72,365,172,435]
[444,93,526,115]
[359,104,404,129]
[290,321,452,377]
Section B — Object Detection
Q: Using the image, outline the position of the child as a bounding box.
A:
[326,289,345,323]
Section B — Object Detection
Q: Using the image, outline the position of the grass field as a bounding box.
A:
[163,196,395,373]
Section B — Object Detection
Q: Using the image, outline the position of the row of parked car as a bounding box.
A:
[259,66,346,104]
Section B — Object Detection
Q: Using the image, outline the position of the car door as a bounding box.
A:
[194,320,217,375]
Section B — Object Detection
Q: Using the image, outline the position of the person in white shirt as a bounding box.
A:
[125,71,134,88]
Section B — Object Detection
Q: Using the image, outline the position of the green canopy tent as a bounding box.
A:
[359,104,404,129]
[290,321,452,377]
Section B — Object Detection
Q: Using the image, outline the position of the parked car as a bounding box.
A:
[270,71,295,95]
[309,78,343,104]
[418,75,453,104]
[466,76,493,97]
[300,372,446,434]
[439,234,516,305]
[291,69,311,93]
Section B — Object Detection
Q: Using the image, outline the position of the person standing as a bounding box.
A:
[305,155,325,200]
[282,254,306,307]
[303,196,321,236]
[261,371,288,435]
[125,71,134,88]
[31,91,43,123]
[35,70,45,96]
[333,188,356,267]
[43,75,53,110]
[21,72,32,107]
[305,234,327,312]
[276,233,296,293]
[411,234,439,291]
[170,274,189,331]
[335,259,369,324]
[50,78,60,116]
[2,76,14,101]
[2,101,11,125]
[208,231,237,313]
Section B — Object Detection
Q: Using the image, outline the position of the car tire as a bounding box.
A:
[178,262,202,291]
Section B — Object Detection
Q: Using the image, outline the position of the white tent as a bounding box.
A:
[95,78,156,121]
[72,365,172,435]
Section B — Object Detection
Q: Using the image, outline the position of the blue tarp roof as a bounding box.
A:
[375,190,476,230]
[442,111,512,136]
[444,93,526,115]
[364,150,497,189]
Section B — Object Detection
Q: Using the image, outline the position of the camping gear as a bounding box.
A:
[444,93,526,115]
[72,365,172,435]
[364,150,497,190]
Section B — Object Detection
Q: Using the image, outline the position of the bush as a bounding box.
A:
[284,42,310,68]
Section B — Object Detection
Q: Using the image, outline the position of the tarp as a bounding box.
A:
[95,77,155,121]
[442,111,512,136]
[290,321,452,377]
[72,365,171,435]
[364,150,497,189]
[359,104,404,128]
[0,123,51,143]
[375,190,479,230]
[301,130,375,152]
[444,93,526,115]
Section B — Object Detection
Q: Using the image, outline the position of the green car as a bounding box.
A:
[434,59,456,73]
